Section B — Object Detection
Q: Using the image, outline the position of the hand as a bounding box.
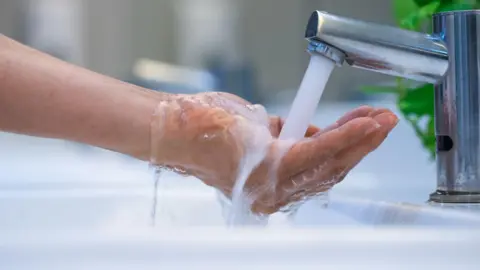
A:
[255,105,397,213]
[150,92,398,214]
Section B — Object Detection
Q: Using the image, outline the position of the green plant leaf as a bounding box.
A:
[436,0,476,10]
[425,137,436,160]
[393,0,419,26]
[414,0,451,7]
[438,2,476,11]
[427,116,435,135]
[418,1,442,16]
[399,13,420,30]
[400,1,441,30]
[396,83,435,159]
[397,84,434,116]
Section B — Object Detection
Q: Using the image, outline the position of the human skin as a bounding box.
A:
[0,35,398,214]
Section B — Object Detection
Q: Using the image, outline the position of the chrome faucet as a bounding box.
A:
[305,10,480,204]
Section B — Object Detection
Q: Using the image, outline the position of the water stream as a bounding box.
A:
[151,54,336,227]
[276,54,335,217]
[223,54,336,226]
[150,167,162,226]
[278,55,335,140]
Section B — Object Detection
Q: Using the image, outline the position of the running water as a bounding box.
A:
[277,54,336,216]
[279,55,335,140]
[150,55,335,227]
[221,55,336,226]
[150,166,186,226]
[150,167,162,226]
[221,107,273,227]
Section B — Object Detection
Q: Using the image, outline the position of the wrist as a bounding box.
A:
[118,87,173,161]
[149,93,181,166]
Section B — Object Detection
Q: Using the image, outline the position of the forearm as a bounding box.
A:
[0,35,169,161]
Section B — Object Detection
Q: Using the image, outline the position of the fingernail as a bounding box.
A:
[374,113,398,127]
[368,108,390,118]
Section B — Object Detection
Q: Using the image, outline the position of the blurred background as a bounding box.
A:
[0,0,397,104]
[0,0,435,213]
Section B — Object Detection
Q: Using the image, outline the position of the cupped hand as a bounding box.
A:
[150,92,398,214]
[251,106,397,213]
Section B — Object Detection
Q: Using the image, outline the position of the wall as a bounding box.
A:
[0,0,397,102]
[0,0,25,40]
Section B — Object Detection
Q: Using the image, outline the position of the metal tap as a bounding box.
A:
[305,10,480,203]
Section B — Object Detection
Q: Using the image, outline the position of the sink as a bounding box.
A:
[293,195,480,227]
[1,187,480,269]
[2,228,480,270]
[2,103,480,269]
[1,183,479,232]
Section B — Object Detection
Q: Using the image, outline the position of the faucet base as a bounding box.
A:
[429,190,480,204]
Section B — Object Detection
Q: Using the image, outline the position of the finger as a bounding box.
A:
[368,108,393,118]
[268,116,282,136]
[269,116,321,138]
[336,106,375,126]
[278,158,337,200]
[251,201,277,215]
[312,106,375,136]
[281,111,398,197]
[280,117,380,178]
[273,186,330,213]
[272,110,397,210]
[253,111,394,214]
[326,107,390,135]
[214,92,251,105]
[270,106,376,139]
[324,112,398,182]
[302,105,381,138]
[305,124,321,137]
[341,111,398,158]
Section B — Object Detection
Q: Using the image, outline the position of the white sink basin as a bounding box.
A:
[294,195,480,227]
[2,228,480,270]
[3,189,479,270]
[2,102,480,269]
[1,186,479,232]
[2,185,479,269]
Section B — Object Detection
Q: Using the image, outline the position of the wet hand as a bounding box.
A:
[150,92,398,215]
[251,106,398,213]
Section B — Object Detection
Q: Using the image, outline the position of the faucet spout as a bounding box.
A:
[305,11,449,84]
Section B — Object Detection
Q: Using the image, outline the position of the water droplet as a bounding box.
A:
[202,133,216,140]
[171,166,188,176]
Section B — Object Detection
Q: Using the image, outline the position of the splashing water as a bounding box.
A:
[149,55,335,227]
[222,116,273,227]
[220,55,335,226]
[278,54,336,215]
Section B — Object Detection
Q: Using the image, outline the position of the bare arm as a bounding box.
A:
[0,35,169,161]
